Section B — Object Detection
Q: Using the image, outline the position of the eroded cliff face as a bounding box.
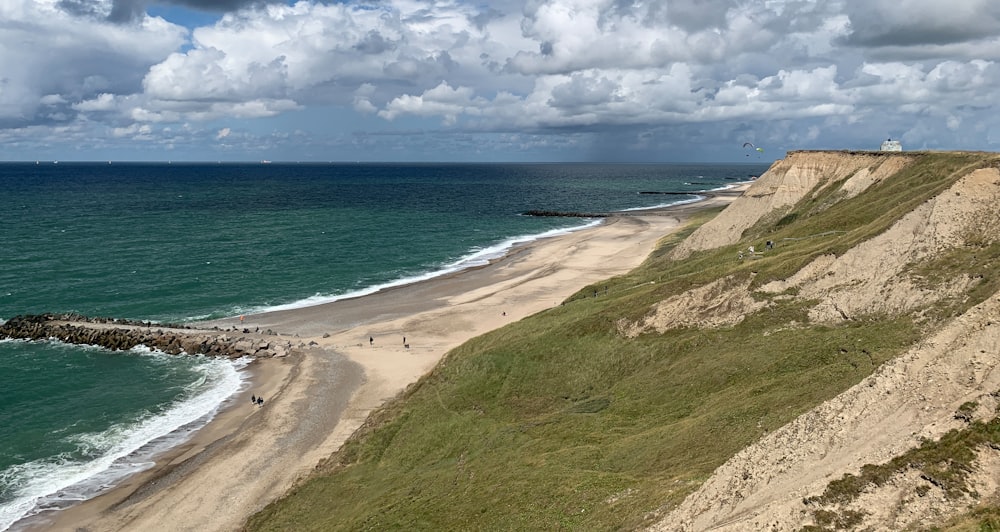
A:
[643,152,1000,531]
[629,154,1000,336]
[670,151,915,260]
[652,295,1000,532]
[762,166,1000,323]
[616,274,766,337]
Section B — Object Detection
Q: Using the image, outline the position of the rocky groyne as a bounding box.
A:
[522,209,609,218]
[0,313,292,359]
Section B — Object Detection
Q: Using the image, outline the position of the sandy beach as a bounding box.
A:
[19,186,745,532]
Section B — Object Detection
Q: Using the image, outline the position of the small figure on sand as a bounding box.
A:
[257,397,264,406]
[240,315,245,326]
[370,336,374,347]
[251,394,256,404]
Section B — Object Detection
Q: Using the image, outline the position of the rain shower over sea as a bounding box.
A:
[0,161,767,529]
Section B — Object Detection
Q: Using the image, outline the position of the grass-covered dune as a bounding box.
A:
[246,151,1000,531]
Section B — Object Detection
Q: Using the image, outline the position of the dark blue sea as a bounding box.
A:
[0,162,767,529]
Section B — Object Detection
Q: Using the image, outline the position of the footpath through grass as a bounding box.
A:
[245,153,994,531]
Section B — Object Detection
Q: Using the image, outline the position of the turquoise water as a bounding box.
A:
[0,341,244,529]
[0,162,767,529]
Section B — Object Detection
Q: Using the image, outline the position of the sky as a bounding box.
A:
[2,0,1000,162]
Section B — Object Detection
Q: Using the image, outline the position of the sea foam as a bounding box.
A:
[0,349,249,532]
[245,219,604,315]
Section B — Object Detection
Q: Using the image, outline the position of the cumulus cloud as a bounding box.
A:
[0,1,185,127]
[112,122,153,138]
[73,93,119,112]
[380,82,485,125]
[3,0,1000,160]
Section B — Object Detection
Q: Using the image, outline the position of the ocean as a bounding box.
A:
[0,161,767,529]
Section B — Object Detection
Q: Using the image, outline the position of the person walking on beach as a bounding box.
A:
[251,394,256,404]
[257,397,264,406]
[370,336,374,347]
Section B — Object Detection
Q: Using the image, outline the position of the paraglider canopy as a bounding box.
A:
[742,142,764,156]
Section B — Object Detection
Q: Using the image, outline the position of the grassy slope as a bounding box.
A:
[246,153,998,531]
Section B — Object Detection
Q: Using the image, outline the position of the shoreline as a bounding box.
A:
[15,186,747,532]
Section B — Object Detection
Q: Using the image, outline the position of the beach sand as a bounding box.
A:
[20,187,745,532]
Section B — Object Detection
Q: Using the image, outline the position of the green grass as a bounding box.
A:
[935,505,1000,531]
[245,152,1000,531]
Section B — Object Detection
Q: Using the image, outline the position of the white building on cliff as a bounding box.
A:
[880,138,902,151]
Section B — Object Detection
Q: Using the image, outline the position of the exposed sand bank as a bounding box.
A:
[19,187,746,532]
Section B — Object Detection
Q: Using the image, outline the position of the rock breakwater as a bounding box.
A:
[522,209,609,218]
[0,313,293,359]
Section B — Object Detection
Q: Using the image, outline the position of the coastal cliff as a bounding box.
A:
[670,150,917,260]
[244,151,1000,532]
[652,151,1000,531]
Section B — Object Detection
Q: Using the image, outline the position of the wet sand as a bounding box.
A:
[19,187,745,532]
